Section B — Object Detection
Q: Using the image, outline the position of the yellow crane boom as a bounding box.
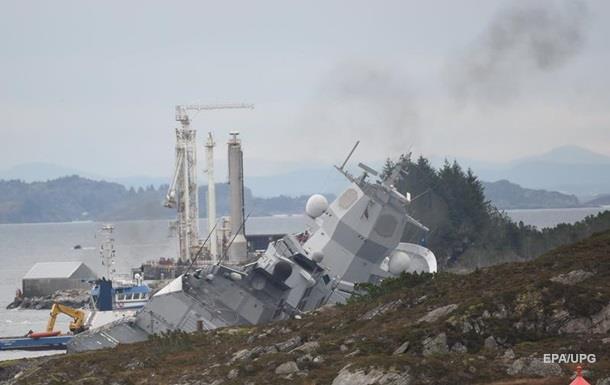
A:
[47,303,87,334]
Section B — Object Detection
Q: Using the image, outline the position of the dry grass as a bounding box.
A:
[3,230,610,385]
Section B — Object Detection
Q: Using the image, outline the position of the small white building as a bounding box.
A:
[22,261,97,297]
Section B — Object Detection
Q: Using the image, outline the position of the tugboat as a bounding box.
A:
[84,225,151,329]
[89,274,150,311]
[90,224,150,311]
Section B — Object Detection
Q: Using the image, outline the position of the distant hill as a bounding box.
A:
[0,176,327,224]
[587,194,610,206]
[0,164,596,225]
[482,180,580,209]
[0,161,370,198]
[513,145,610,165]
[0,162,169,189]
[4,146,610,205]
[473,146,610,198]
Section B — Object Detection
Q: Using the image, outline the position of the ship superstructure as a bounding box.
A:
[68,143,437,353]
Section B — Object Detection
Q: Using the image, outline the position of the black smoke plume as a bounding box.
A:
[447,0,587,104]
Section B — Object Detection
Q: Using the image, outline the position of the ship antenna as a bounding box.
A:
[338,140,360,171]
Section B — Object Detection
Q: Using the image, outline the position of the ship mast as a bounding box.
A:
[99,224,116,280]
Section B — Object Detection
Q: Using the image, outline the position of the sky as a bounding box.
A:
[1,0,609,179]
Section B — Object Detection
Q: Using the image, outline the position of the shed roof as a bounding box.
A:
[23,261,87,279]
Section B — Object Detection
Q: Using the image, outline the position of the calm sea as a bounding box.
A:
[504,206,609,229]
[0,216,305,361]
[0,207,608,361]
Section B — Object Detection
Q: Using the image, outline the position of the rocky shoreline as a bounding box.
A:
[5,289,90,310]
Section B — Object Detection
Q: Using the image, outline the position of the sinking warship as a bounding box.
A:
[68,108,437,353]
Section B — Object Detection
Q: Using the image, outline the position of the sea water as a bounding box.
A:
[0,208,607,361]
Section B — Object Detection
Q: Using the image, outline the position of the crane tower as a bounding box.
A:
[165,103,253,263]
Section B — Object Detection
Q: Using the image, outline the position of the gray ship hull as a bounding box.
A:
[69,160,438,353]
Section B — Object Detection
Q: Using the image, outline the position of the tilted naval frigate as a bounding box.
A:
[68,156,437,353]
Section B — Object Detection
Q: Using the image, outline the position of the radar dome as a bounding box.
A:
[311,251,324,263]
[388,250,412,275]
[305,194,329,218]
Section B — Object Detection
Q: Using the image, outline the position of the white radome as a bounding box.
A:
[305,194,329,218]
[388,250,412,275]
[387,243,438,274]
[311,251,324,263]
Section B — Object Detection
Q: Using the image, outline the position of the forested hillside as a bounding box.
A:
[587,193,610,206]
[390,156,610,269]
[481,179,580,209]
[0,176,326,223]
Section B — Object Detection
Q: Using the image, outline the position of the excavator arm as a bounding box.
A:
[47,303,87,334]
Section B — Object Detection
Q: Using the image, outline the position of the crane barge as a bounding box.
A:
[0,303,86,351]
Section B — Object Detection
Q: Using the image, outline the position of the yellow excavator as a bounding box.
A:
[46,303,88,334]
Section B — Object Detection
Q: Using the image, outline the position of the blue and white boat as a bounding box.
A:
[90,276,150,311]
[89,225,151,311]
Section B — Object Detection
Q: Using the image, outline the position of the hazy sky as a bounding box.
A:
[1,0,609,178]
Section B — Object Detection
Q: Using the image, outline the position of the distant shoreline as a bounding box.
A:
[504,205,610,213]
[0,208,608,227]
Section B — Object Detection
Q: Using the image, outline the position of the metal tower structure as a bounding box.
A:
[227,132,248,264]
[205,132,218,263]
[98,224,116,280]
[165,103,253,263]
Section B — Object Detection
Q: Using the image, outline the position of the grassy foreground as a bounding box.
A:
[2,231,610,385]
